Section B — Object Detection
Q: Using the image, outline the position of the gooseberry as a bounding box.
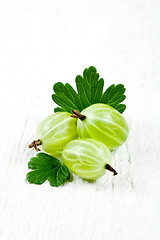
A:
[62,138,117,180]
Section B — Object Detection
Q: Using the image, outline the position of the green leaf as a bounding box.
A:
[92,78,104,103]
[75,66,104,109]
[54,107,66,113]
[52,66,126,114]
[52,82,83,113]
[100,84,126,113]
[115,104,126,114]
[26,152,70,187]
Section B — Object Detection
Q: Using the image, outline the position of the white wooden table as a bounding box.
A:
[0,1,160,239]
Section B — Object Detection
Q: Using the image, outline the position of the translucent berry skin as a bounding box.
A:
[77,103,129,150]
[36,112,78,156]
[62,138,112,180]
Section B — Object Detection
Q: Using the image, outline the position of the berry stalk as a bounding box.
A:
[71,110,86,120]
[105,164,118,176]
[28,139,41,151]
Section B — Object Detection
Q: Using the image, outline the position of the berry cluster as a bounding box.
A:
[29,103,129,181]
[27,66,129,187]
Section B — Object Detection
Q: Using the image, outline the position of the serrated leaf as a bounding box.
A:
[100,84,126,113]
[75,75,90,109]
[115,104,126,114]
[26,167,51,185]
[52,66,126,114]
[52,82,82,113]
[54,107,66,113]
[65,83,83,111]
[52,93,76,113]
[26,152,70,187]
[92,78,104,103]
[75,66,104,109]
[48,164,70,187]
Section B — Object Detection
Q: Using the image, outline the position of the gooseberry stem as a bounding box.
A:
[105,164,118,176]
[28,139,41,151]
[71,110,86,120]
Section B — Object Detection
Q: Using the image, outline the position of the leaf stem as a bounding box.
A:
[105,164,118,176]
[71,110,86,121]
[28,139,41,151]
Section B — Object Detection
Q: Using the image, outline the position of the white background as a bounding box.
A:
[0,0,160,239]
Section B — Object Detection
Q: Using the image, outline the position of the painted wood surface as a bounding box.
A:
[0,1,160,239]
